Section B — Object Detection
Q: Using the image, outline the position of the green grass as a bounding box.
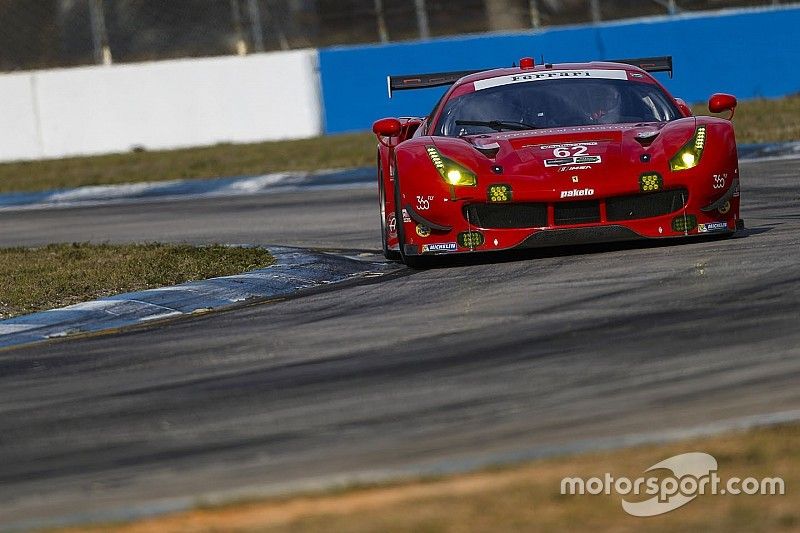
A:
[0,243,273,319]
[1,94,799,195]
[0,132,377,194]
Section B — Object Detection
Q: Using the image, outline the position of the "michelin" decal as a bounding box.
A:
[698,222,729,233]
[421,242,458,253]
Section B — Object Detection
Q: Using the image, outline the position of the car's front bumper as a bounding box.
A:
[399,180,741,256]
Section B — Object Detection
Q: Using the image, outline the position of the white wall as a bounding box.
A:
[0,73,42,161]
[0,50,322,162]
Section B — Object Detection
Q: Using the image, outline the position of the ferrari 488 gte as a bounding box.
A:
[373,56,742,267]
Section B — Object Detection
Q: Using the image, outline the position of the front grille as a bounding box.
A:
[606,188,689,221]
[464,203,547,229]
[464,188,690,230]
[554,200,600,225]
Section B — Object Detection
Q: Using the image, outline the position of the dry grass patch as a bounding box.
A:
[0,243,273,319]
[692,93,800,143]
[61,424,799,533]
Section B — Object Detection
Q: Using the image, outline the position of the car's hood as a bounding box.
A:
[448,118,697,181]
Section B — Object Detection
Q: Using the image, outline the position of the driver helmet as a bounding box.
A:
[589,85,622,123]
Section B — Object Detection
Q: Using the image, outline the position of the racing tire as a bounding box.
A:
[378,161,401,261]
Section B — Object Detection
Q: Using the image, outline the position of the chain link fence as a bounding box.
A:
[0,0,791,72]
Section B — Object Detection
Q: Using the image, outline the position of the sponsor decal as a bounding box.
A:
[698,221,728,233]
[401,209,411,223]
[559,165,593,173]
[388,214,397,233]
[560,188,595,199]
[545,155,602,167]
[732,180,741,197]
[415,224,431,237]
[718,201,731,215]
[421,242,457,253]
[713,174,726,189]
[474,69,627,91]
[541,143,600,166]
[538,141,599,150]
[416,195,433,211]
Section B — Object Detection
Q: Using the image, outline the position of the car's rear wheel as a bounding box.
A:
[378,161,401,261]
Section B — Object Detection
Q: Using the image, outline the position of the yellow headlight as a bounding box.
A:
[426,145,477,186]
[670,126,706,171]
[446,170,463,185]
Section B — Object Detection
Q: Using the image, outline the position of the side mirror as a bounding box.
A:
[675,98,693,117]
[708,93,737,119]
[372,117,402,137]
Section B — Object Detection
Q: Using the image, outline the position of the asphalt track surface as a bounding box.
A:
[1,158,799,527]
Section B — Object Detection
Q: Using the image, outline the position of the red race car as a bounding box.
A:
[373,56,742,267]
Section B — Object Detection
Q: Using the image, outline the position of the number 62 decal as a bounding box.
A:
[553,145,588,158]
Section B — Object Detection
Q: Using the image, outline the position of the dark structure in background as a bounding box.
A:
[0,0,789,72]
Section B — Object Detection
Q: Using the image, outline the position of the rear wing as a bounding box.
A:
[609,56,673,78]
[386,56,672,98]
[387,70,483,98]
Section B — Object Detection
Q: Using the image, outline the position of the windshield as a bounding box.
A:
[435,77,681,137]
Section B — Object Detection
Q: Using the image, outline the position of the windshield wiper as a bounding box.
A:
[455,120,539,132]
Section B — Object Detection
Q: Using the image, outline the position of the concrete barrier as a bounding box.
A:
[0,72,42,161]
[318,6,800,134]
[0,50,322,162]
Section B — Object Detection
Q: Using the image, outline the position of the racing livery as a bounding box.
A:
[373,56,742,267]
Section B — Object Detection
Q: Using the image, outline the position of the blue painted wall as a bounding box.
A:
[318,6,800,134]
